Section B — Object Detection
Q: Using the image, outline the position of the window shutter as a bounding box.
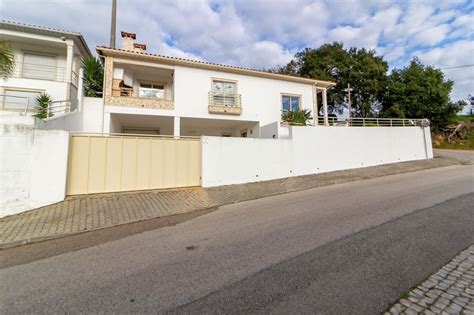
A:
[23,53,57,80]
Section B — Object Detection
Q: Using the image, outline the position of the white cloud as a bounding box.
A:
[410,24,451,46]
[0,0,472,101]
[414,40,474,101]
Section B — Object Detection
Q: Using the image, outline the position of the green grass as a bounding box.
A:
[456,115,474,122]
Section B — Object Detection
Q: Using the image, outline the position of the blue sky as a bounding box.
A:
[1,0,473,101]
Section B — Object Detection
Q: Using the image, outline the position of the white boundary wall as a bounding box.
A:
[201,126,433,187]
[0,124,69,217]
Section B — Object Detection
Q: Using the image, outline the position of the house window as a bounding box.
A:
[212,79,237,106]
[2,89,42,111]
[139,83,164,98]
[282,95,301,112]
[23,53,58,81]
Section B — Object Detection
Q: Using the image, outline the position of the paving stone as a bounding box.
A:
[0,155,462,246]
[400,299,413,308]
[405,308,418,315]
[387,246,474,315]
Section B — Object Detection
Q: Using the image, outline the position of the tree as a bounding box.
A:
[277,42,388,117]
[82,56,104,97]
[381,58,465,130]
[0,42,16,80]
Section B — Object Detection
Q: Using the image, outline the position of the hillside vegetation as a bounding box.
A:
[432,115,474,150]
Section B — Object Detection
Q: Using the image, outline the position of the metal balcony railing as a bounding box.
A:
[315,117,428,127]
[44,100,72,118]
[7,62,71,82]
[0,94,34,114]
[112,87,174,101]
[208,92,242,108]
[0,93,74,118]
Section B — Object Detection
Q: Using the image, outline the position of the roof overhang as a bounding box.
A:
[97,46,335,88]
[0,20,92,57]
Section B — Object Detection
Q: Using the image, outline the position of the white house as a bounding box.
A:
[93,31,334,139]
[0,20,91,121]
[0,21,91,216]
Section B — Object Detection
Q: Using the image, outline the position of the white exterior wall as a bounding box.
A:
[0,124,69,217]
[173,65,314,125]
[0,41,71,105]
[201,126,433,187]
[82,97,104,132]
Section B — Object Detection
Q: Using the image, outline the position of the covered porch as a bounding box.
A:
[107,113,260,138]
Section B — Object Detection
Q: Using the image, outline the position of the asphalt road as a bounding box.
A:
[1,164,473,314]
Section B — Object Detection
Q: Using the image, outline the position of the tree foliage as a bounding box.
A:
[380,58,465,130]
[0,42,16,80]
[277,42,388,117]
[82,56,104,97]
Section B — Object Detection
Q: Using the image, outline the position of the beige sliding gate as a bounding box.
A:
[66,134,201,195]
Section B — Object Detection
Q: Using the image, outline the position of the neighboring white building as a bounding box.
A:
[0,20,91,120]
[94,31,334,138]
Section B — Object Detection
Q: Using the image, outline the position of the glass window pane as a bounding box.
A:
[224,82,235,94]
[291,97,300,110]
[282,96,291,112]
[213,81,224,93]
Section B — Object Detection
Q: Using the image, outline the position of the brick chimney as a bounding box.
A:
[120,31,146,52]
[133,43,147,53]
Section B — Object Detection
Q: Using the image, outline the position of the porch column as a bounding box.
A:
[65,42,74,84]
[313,85,319,125]
[322,88,329,126]
[173,116,180,138]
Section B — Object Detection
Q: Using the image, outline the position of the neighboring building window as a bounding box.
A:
[212,79,237,106]
[2,89,42,111]
[22,53,58,81]
[139,83,164,98]
[282,95,301,112]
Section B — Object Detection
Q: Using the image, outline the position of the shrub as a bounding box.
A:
[34,93,53,119]
[281,109,313,126]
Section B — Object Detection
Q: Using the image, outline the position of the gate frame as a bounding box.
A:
[66,132,202,196]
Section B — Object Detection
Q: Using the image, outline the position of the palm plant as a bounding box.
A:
[34,93,53,119]
[82,56,104,97]
[281,109,313,126]
[0,42,16,80]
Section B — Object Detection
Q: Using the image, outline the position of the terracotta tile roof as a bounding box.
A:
[96,46,335,87]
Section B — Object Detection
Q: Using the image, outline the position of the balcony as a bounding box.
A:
[208,92,242,115]
[107,86,174,110]
[7,62,78,85]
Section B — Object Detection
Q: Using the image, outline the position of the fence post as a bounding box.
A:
[403,119,405,127]
[363,118,365,127]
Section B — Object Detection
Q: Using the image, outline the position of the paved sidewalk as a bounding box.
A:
[0,156,465,247]
[387,245,474,314]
